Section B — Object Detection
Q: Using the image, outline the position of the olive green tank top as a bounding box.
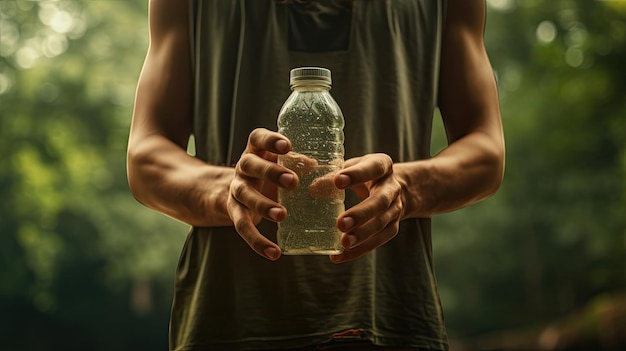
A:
[170,1,448,350]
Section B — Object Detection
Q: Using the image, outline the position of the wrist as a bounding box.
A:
[188,165,235,227]
[160,162,233,228]
[394,161,431,219]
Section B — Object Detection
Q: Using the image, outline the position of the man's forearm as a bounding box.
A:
[127,135,235,227]
[395,131,505,219]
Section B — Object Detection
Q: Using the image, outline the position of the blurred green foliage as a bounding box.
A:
[1,1,187,350]
[0,0,624,350]
[432,0,626,348]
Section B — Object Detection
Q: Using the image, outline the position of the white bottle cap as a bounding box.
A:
[290,67,332,87]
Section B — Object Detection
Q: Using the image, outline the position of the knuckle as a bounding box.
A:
[262,161,275,178]
[249,128,263,143]
[395,195,404,210]
[374,158,387,175]
[381,153,393,164]
[237,154,253,171]
[376,153,393,171]
[250,128,275,150]
[380,188,396,206]
[391,177,402,191]
[230,181,245,200]
[395,201,404,219]
[226,192,236,209]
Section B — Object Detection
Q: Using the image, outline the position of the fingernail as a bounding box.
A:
[275,140,288,153]
[268,207,283,221]
[279,173,295,188]
[338,174,351,188]
[342,217,355,230]
[264,247,279,260]
[346,235,357,248]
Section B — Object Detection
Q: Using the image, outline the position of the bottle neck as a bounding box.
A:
[291,84,331,92]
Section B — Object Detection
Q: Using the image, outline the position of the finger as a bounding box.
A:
[335,153,393,189]
[247,128,291,156]
[308,171,342,198]
[279,151,318,175]
[336,177,399,232]
[237,153,298,189]
[330,221,399,264]
[340,197,403,248]
[230,176,287,222]
[227,195,282,261]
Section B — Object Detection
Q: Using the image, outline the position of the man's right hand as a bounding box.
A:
[227,128,298,261]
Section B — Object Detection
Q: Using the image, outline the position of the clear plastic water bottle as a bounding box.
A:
[277,67,345,255]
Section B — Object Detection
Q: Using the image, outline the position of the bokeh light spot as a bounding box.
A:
[536,21,557,44]
[15,46,41,69]
[566,23,588,48]
[565,47,584,68]
[42,33,69,58]
[487,0,515,12]
[50,10,74,34]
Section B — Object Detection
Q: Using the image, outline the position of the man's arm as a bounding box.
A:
[128,1,297,261]
[395,0,505,218]
[330,0,504,263]
[127,0,234,227]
